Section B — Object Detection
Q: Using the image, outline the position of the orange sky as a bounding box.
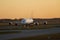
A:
[0,0,60,19]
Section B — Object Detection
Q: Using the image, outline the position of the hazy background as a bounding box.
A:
[0,0,60,19]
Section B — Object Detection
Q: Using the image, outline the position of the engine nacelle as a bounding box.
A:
[43,21,47,25]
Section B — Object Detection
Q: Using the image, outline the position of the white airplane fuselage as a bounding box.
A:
[21,18,34,24]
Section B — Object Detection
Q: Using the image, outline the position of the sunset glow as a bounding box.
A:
[0,0,60,19]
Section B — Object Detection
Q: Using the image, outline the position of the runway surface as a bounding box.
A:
[0,27,60,40]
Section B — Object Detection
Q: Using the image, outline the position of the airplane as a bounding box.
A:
[8,18,48,26]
